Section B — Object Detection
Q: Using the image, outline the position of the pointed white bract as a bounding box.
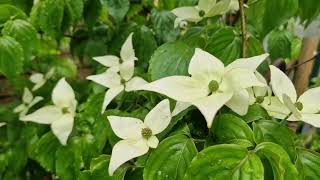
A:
[13,88,43,117]
[30,68,55,91]
[138,48,268,127]
[247,72,270,105]
[20,78,77,145]
[262,65,320,127]
[171,0,233,27]
[92,33,137,72]
[0,122,6,127]
[107,99,171,175]
[87,33,147,113]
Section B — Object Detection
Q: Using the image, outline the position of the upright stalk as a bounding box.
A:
[238,0,247,58]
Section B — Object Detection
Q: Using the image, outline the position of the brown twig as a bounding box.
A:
[286,52,319,71]
[238,0,247,57]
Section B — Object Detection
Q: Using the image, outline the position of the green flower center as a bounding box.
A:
[208,80,219,93]
[141,128,152,139]
[62,107,70,114]
[199,10,205,17]
[255,96,264,104]
[120,79,126,84]
[295,102,303,111]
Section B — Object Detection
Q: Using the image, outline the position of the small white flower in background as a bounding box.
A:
[13,88,43,117]
[92,33,137,72]
[172,0,232,28]
[107,99,171,176]
[30,68,55,91]
[247,72,270,105]
[262,65,320,127]
[20,78,77,145]
[0,122,6,127]
[87,33,147,113]
[138,48,268,128]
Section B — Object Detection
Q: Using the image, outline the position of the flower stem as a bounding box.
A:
[238,0,247,58]
[280,112,292,124]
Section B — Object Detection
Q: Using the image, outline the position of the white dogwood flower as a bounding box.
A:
[87,58,147,113]
[30,68,55,91]
[20,78,77,145]
[247,72,270,105]
[138,48,268,127]
[107,99,171,175]
[92,33,137,72]
[172,0,232,27]
[262,65,320,127]
[13,88,43,117]
[0,122,6,127]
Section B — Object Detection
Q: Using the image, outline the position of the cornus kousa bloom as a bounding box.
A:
[91,33,137,72]
[30,68,55,91]
[138,48,268,128]
[262,65,320,127]
[0,122,6,127]
[13,88,43,117]
[20,78,77,145]
[172,0,232,27]
[247,72,270,105]
[107,99,171,175]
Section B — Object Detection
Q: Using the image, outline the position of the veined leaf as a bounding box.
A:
[296,148,320,179]
[101,0,130,22]
[0,4,27,24]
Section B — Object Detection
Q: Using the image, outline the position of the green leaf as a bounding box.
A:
[30,132,61,172]
[180,27,207,48]
[79,155,128,180]
[144,135,197,180]
[255,142,298,180]
[0,4,27,25]
[52,58,77,78]
[242,104,270,123]
[2,19,39,61]
[65,0,84,24]
[133,26,158,69]
[298,0,320,24]
[247,37,264,57]
[151,9,180,43]
[247,0,298,37]
[158,0,197,10]
[83,0,102,29]
[184,144,264,180]
[253,120,296,161]
[205,27,241,65]
[35,0,65,37]
[268,29,293,60]
[212,114,254,144]
[0,36,24,78]
[149,41,194,81]
[101,0,130,22]
[296,148,320,179]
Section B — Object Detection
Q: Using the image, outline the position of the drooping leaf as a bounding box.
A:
[83,0,102,29]
[144,135,197,180]
[0,4,27,24]
[2,19,39,61]
[267,29,293,60]
[298,0,320,25]
[212,114,254,144]
[65,0,84,24]
[253,120,296,161]
[149,41,194,81]
[0,36,24,78]
[255,142,298,180]
[101,0,130,22]
[296,148,320,179]
[184,144,264,180]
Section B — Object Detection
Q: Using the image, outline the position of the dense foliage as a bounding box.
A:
[0,0,320,179]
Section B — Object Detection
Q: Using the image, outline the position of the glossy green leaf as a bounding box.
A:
[101,0,129,22]
[2,19,39,61]
[0,36,24,78]
[268,29,293,60]
[144,135,198,180]
[184,144,264,180]
[253,120,296,161]
[0,4,27,24]
[180,27,207,48]
[242,104,270,123]
[149,41,194,81]
[151,9,180,43]
[296,148,320,179]
[205,27,241,65]
[212,114,254,144]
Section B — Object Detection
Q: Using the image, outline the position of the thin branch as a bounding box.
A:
[286,52,319,71]
[238,0,247,58]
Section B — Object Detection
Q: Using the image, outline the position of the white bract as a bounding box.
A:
[30,68,55,91]
[107,99,171,175]
[87,33,147,113]
[171,0,232,27]
[92,33,137,72]
[247,72,270,105]
[0,122,6,127]
[20,78,77,145]
[262,65,320,127]
[13,88,43,117]
[138,48,268,127]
